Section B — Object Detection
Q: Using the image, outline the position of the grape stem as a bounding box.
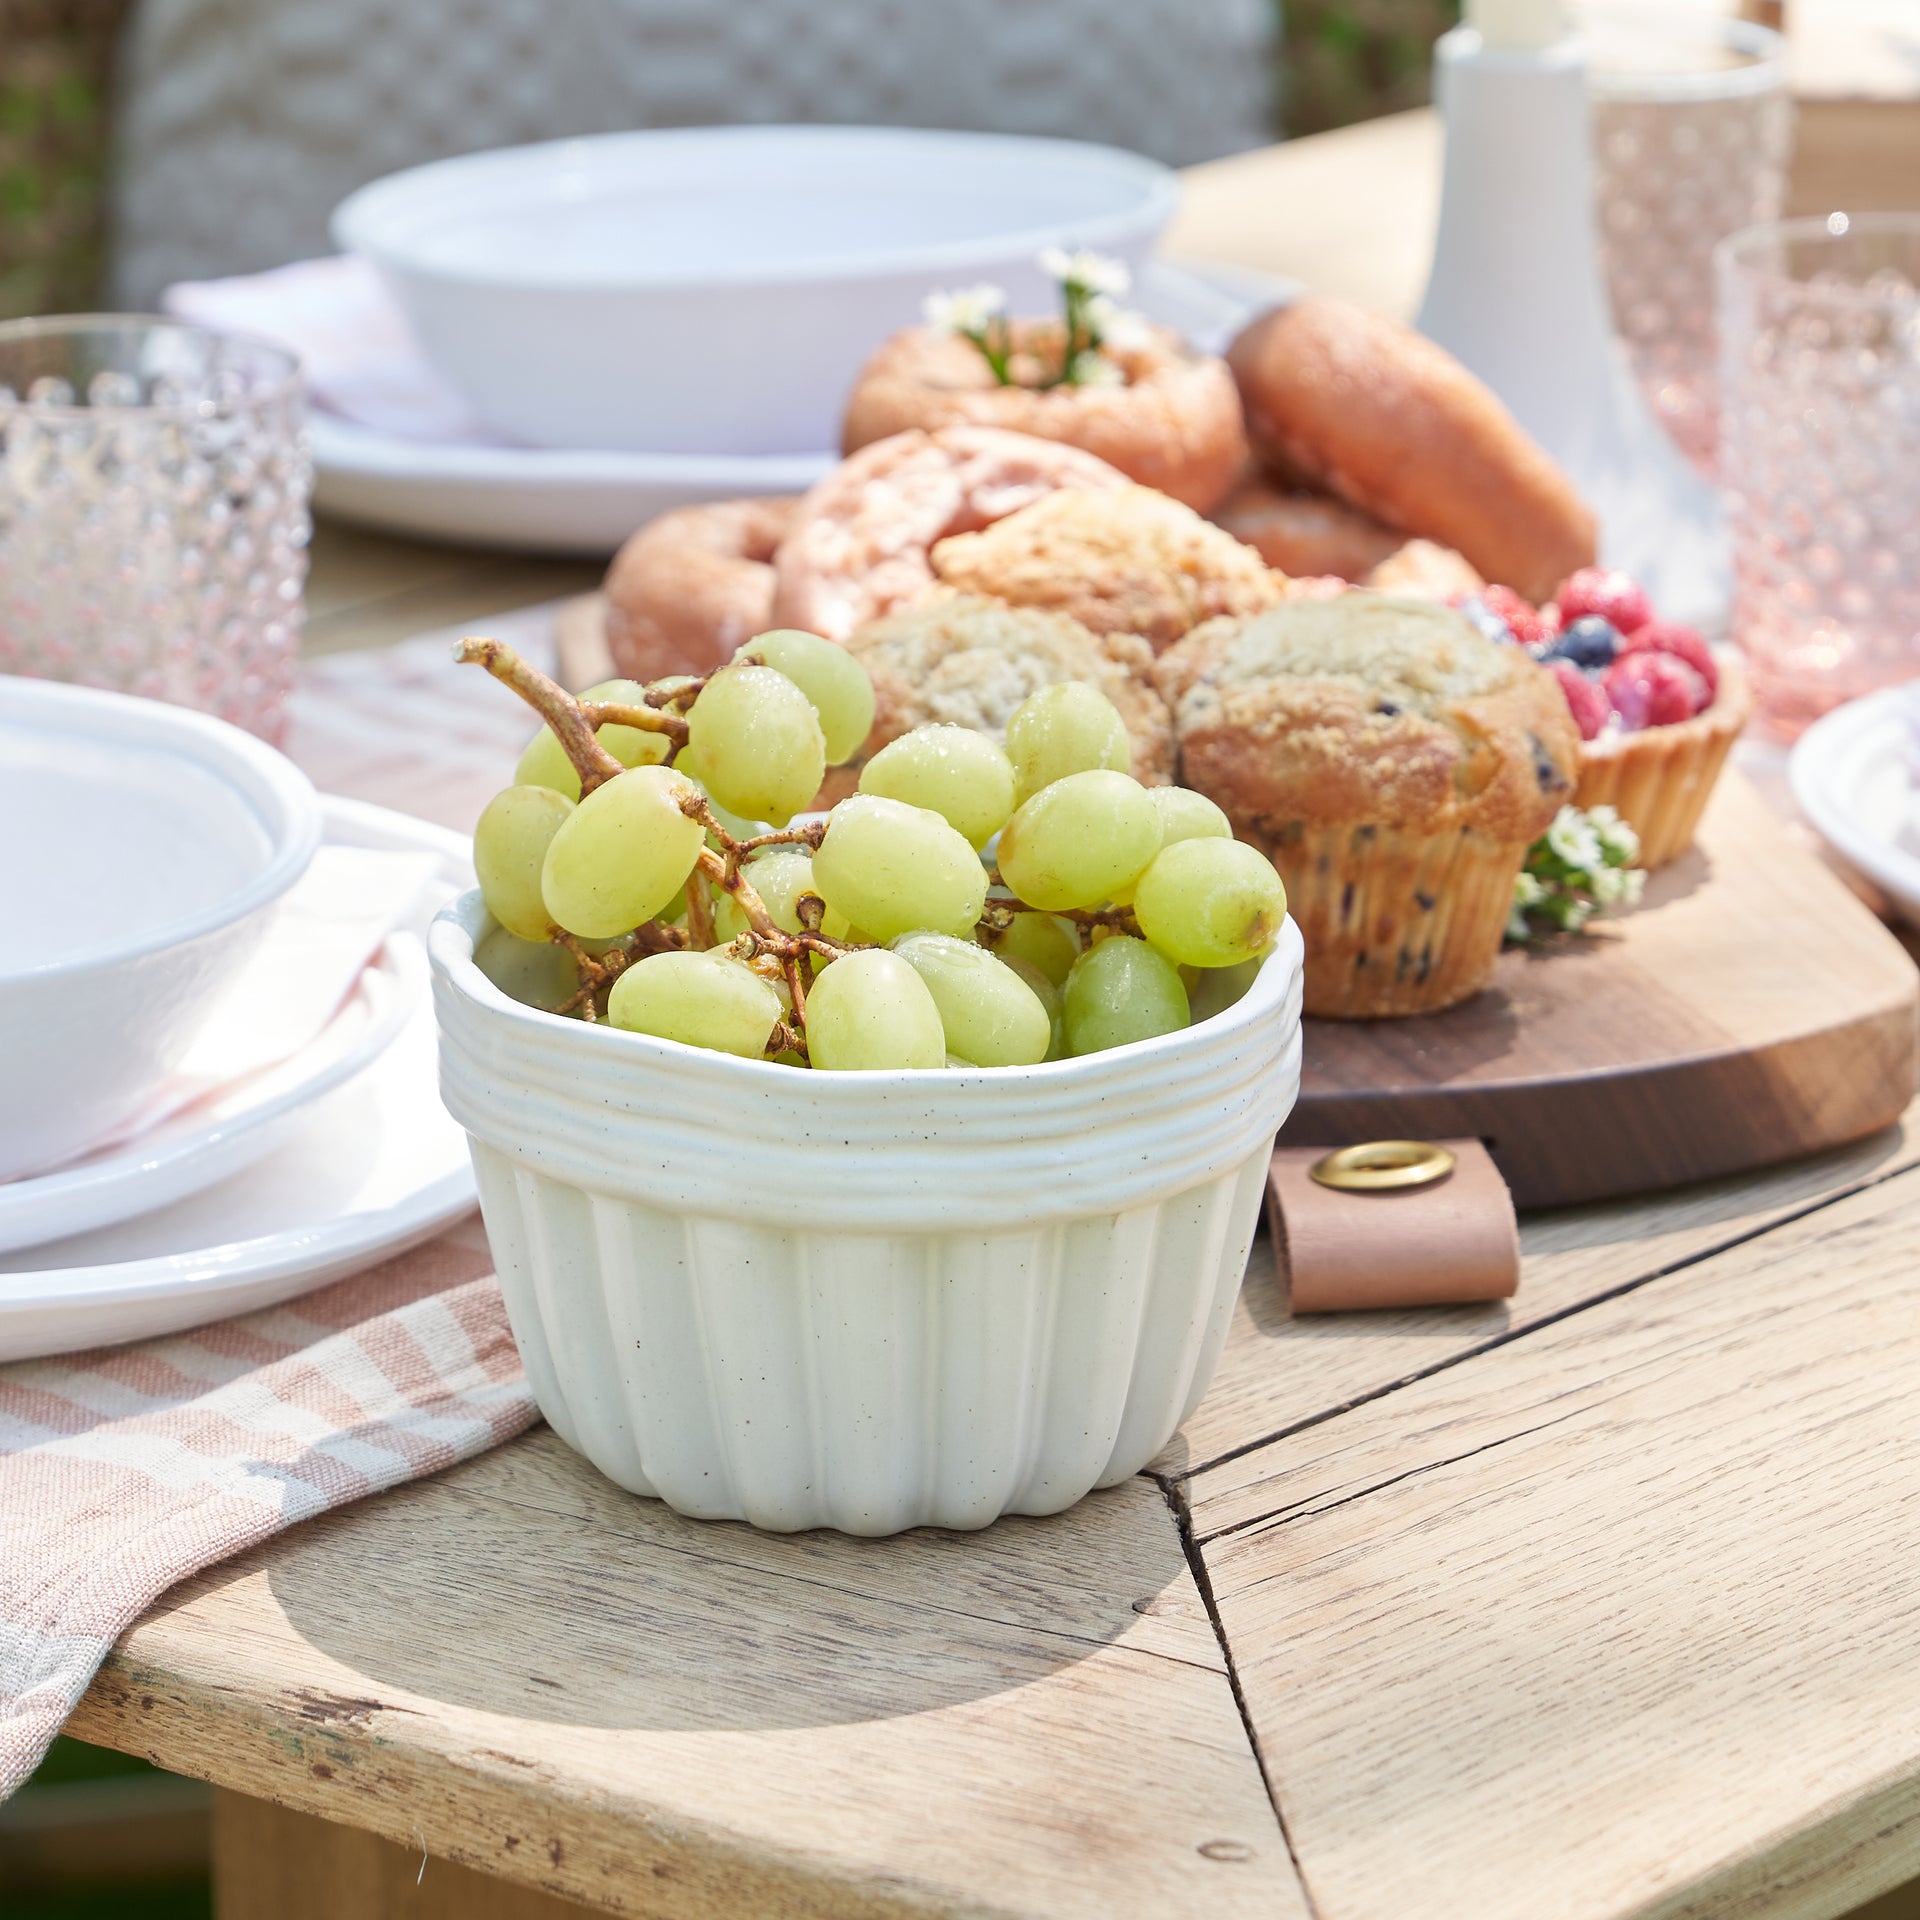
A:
[578,699,689,747]
[455,636,624,795]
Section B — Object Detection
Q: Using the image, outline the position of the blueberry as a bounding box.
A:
[1544,616,1623,670]
[1455,594,1515,645]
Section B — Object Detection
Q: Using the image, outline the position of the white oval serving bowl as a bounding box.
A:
[0,676,321,1181]
[331,125,1179,457]
[430,893,1302,1535]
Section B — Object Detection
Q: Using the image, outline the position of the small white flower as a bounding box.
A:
[922,282,1006,336]
[1506,904,1533,944]
[1591,865,1631,907]
[1084,294,1154,352]
[1545,807,1603,871]
[1594,809,1641,867]
[1513,872,1547,909]
[1039,246,1131,297]
[1617,866,1647,908]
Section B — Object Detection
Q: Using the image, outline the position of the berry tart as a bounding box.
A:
[1453,568,1751,869]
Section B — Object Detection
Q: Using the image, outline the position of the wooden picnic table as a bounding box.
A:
[68,78,1920,1920]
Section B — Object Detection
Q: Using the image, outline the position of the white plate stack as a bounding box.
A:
[0,678,478,1363]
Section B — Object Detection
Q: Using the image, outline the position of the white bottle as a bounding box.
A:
[1415,0,1727,626]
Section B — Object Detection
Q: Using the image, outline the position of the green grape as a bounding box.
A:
[474,925,579,1012]
[811,795,987,943]
[1148,785,1232,847]
[858,725,1015,849]
[805,949,946,1070]
[1063,936,1190,1056]
[1133,838,1288,969]
[607,949,783,1058]
[1187,953,1264,1025]
[515,679,672,802]
[682,665,826,825]
[1110,783,1235,907]
[540,765,705,938]
[739,629,876,764]
[712,846,817,944]
[994,910,1079,986]
[891,932,1051,1068]
[998,953,1066,1061]
[1005,681,1130,804]
[475,784,574,940]
[997,770,1160,912]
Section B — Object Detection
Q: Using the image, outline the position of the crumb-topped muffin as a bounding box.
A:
[1156,592,1579,1017]
[930,485,1285,653]
[824,593,1174,802]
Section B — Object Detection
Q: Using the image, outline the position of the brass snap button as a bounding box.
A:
[1308,1140,1457,1193]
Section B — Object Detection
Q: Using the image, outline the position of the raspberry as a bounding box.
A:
[1603,649,1708,730]
[1557,567,1652,637]
[1547,657,1609,740]
[1635,620,1718,700]
[1481,583,1555,648]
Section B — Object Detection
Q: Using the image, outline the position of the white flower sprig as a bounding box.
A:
[1507,804,1645,943]
[921,281,1012,383]
[923,247,1149,389]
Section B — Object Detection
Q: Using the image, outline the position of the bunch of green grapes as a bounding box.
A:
[462,628,1287,1072]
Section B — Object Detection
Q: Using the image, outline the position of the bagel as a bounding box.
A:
[842,320,1247,514]
[1227,298,1596,604]
[770,426,1130,641]
[1209,475,1405,581]
[604,497,796,681]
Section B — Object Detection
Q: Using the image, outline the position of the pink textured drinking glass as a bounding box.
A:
[0,316,309,741]
[1717,214,1920,738]
[1587,5,1793,478]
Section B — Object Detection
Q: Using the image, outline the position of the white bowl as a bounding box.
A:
[331,125,1180,457]
[430,894,1302,1536]
[0,677,321,1181]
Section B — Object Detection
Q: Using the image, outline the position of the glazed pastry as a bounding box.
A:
[1227,298,1597,604]
[842,319,1247,514]
[604,497,795,681]
[824,593,1175,803]
[1156,591,1578,1017]
[930,484,1284,654]
[771,426,1129,641]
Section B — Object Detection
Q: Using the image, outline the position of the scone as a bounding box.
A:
[1157,593,1579,1018]
[930,485,1285,653]
[824,594,1174,803]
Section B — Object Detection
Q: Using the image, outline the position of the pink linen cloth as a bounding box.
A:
[0,1238,538,1797]
[0,617,572,1797]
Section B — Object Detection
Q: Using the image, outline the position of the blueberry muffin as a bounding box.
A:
[1155,592,1579,1017]
[823,593,1175,803]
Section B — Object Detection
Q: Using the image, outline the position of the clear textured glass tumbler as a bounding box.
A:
[1587,6,1792,478]
[0,317,310,741]
[1718,214,1920,738]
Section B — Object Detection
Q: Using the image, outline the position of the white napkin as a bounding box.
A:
[162,255,508,447]
[59,846,442,1167]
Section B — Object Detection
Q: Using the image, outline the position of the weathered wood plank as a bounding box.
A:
[72,1435,1301,1920]
[1161,1091,1920,1478]
[1187,1165,1920,1920]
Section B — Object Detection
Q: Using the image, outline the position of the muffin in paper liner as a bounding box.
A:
[1263,819,1532,1018]
[1155,592,1580,1021]
[1574,653,1751,870]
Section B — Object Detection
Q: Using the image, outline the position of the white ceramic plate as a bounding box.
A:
[1789,684,1920,929]
[308,258,1290,554]
[0,932,417,1256]
[0,797,479,1362]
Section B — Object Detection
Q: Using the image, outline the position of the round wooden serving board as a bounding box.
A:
[1278,773,1920,1210]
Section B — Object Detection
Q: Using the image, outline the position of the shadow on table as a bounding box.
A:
[249,1429,1191,1734]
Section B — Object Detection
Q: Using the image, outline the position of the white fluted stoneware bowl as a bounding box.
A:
[430,893,1302,1536]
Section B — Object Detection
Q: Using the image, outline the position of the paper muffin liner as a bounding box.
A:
[1574,655,1751,870]
[1260,819,1530,1019]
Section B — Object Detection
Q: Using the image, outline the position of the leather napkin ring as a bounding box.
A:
[1267,1138,1520,1314]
